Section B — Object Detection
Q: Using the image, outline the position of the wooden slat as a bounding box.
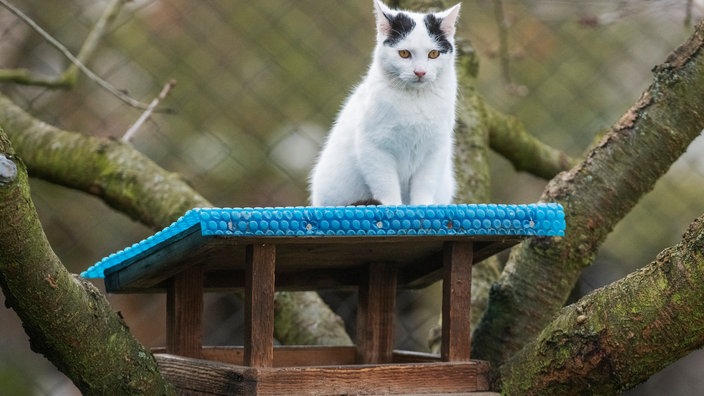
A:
[244,244,276,367]
[253,361,490,395]
[356,262,397,364]
[166,266,203,358]
[152,346,358,367]
[155,353,491,395]
[155,354,255,395]
[441,242,473,362]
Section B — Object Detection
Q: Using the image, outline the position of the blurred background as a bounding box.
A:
[1,0,703,394]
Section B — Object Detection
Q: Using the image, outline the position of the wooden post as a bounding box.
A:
[166,266,204,358]
[356,262,397,364]
[244,243,276,367]
[441,242,473,362]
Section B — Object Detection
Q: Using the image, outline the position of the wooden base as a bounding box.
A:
[155,352,491,395]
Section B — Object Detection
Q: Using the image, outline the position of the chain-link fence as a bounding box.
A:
[1,1,703,394]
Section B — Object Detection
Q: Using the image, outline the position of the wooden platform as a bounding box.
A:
[83,205,565,395]
[155,351,490,395]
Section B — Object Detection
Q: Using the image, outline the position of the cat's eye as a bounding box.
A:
[428,50,440,59]
[398,50,411,59]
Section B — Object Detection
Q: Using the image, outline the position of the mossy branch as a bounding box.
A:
[0,93,210,229]
[0,128,175,395]
[473,19,704,373]
[501,214,704,394]
[486,105,579,179]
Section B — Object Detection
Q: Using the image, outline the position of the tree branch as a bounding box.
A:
[486,105,579,179]
[0,128,175,394]
[472,18,704,371]
[500,213,704,394]
[0,93,208,228]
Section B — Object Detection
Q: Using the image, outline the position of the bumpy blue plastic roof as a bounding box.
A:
[81,204,565,279]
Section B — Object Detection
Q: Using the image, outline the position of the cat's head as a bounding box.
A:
[372,0,461,88]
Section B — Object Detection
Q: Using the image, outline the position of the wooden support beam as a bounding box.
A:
[356,262,397,364]
[166,266,204,358]
[244,243,276,367]
[441,242,473,362]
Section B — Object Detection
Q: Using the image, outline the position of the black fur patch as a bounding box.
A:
[382,12,416,47]
[350,198,382,206]
[424,14,453,53]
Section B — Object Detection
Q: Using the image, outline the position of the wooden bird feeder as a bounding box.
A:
[83,204,564,395]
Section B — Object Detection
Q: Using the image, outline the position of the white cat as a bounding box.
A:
[310,0,460,207]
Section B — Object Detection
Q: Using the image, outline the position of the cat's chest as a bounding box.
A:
[380,89,448,120]
[361,92,451,162]
[365,88,454,140]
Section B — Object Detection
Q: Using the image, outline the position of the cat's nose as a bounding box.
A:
[414,70,426,78]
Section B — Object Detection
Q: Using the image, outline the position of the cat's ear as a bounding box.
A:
[373,0,394,36]
[438,3,461,37]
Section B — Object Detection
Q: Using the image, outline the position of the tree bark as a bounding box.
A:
[472,19,704,369]
[0,128,175,395]
[500,213,704,395]
[274,292,353,346]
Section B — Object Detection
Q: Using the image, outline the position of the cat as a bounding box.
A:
[309,0,460,207]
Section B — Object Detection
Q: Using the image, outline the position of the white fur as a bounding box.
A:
[310,0,460,206]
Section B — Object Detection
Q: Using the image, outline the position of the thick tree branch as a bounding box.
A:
[274,292,353,346]
[473,19,704,371]
[0,94,209,229]
[501,213,704,394]
[0,128,175,394]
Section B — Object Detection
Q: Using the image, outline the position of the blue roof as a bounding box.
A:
[81,203,565,279]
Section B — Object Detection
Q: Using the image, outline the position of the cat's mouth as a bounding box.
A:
[407,74,425,83]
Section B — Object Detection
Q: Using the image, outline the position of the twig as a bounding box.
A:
[0,0,152,110]
[685,0,694,27]
[0,68,72,88]
[61,0,126,84]
[492,0,511,86]
[122,80,176,142]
